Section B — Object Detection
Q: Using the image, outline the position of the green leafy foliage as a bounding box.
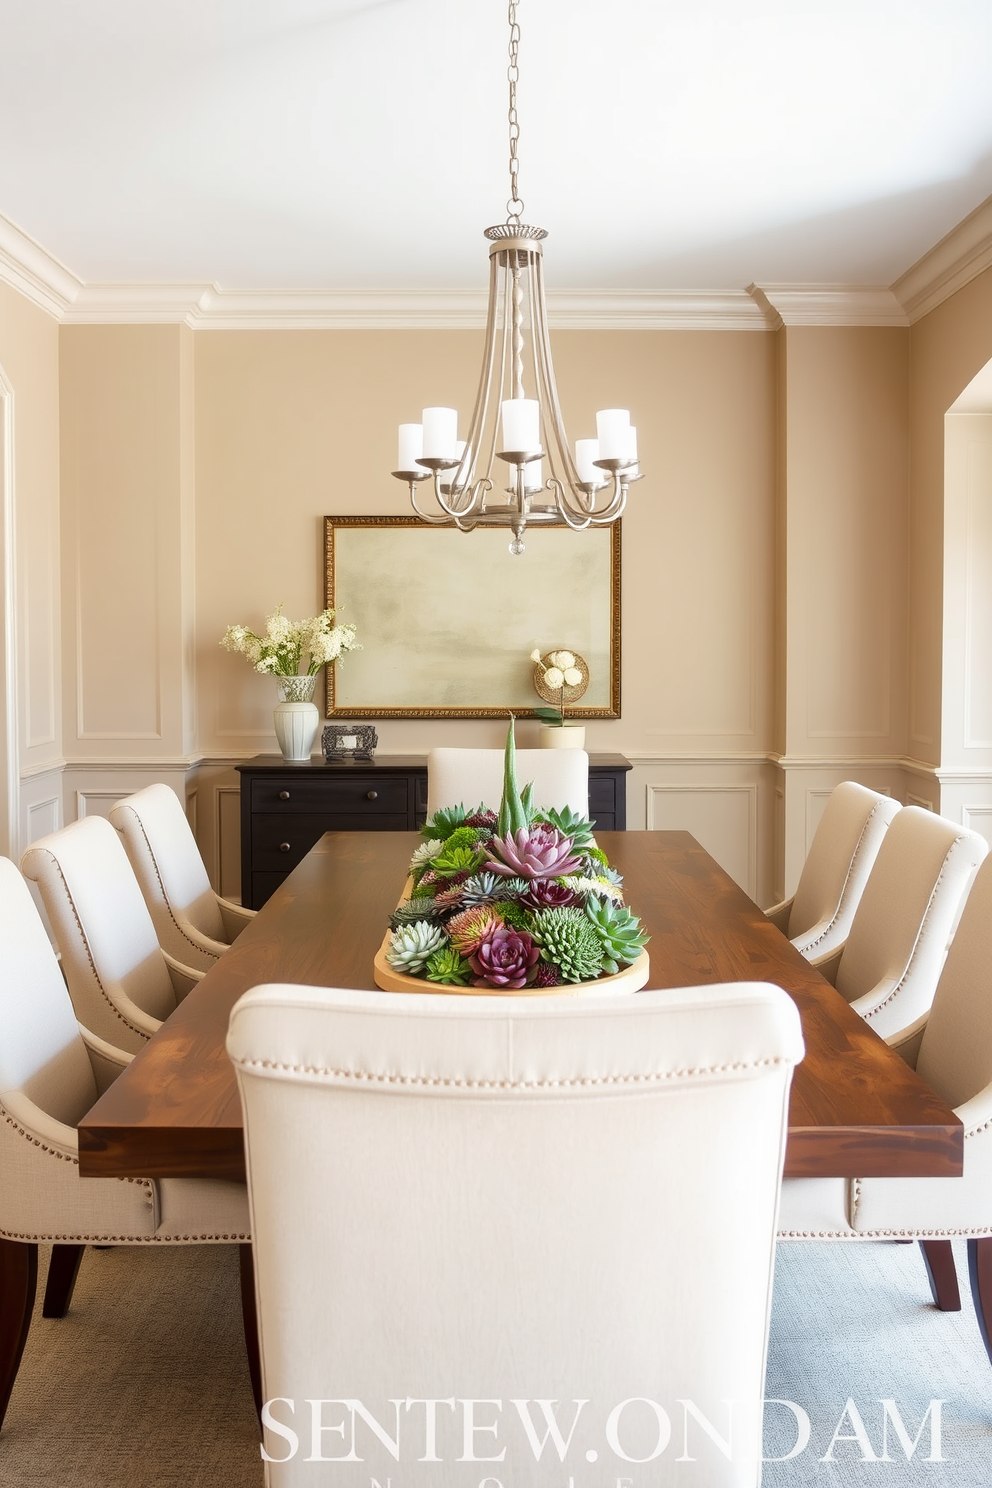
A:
[385,921,447,974]
[420,803,484,842]
[425,945,473,986]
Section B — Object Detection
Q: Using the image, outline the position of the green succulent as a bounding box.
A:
[443,825,487,853]
[585,898,649,973]
[385,921,447,974]
[531,906,605,983]
[540,805,597,850]
[460,871,502,906]
[432,841,486,877]
[420,803,484,842]
[492,899,531,931]
[390,899,447,929]
[425,945,473,986]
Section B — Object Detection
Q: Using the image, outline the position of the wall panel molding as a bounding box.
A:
[646,782,758,897]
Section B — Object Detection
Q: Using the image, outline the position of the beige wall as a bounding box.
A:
[908,264,992,768]
[0,281,61,856]
[15,267,984,901]
[46,312,926,903]
[59,323,196,820]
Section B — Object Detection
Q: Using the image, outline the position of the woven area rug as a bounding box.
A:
[0,1244,261,1487]
[2,1238,990,1485]
[766,1240,992,1486]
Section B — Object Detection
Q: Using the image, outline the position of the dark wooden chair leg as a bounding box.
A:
[42,1244,85,1319]
[968,1237,992,1368]
[0,1238,38,1431]
[239,1243,263,1426]
[920,1239,961,1311]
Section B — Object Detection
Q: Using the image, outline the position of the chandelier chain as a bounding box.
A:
[506,0,523,223]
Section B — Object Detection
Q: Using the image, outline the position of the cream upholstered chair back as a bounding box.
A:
[0,857,99,1132]
[21,816,197,1053]
[785,783,900,957]
[110,783,254,971]
[426,747,589,818]
[779,854,992,1257]
[829,806,987,1043]
[228,981,804,1488]
[914,852,992,1111]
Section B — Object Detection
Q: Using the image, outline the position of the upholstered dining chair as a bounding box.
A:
[0,856,254,1434]
[809,805,987,1046]
[228,980,804,1488]
[110,783,255,972]
[764,782,900,959]
[21,816,204,1054]
[778,851,992,1360]
[426,746,589,818]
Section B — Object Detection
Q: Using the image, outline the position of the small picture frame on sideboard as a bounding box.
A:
[321,722,378,763]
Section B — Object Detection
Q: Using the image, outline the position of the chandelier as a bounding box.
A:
[391,0,641,554]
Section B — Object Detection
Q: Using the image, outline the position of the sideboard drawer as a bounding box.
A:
[251,777,409,817]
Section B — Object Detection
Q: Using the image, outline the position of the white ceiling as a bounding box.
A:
[2,0,992,293]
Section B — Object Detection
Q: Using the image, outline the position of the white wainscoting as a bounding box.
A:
[647,782,758,899]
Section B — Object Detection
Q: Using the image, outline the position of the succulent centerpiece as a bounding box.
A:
[374,721,650,996]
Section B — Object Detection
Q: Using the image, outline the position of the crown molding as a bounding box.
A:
[748,284,908,328]
[59,283,768,331]
[0,212,81,319]
[893,194,992,323]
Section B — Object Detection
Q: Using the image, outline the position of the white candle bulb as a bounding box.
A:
[501,398,540,452]
[397,423,423,472]
[421,407,458,459]
[575,438,602,484]
[523,459,543,492]
[596,407,631,460]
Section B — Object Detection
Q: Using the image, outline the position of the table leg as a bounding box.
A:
[968,1237,992,1369]
[919,1239,961,1311]
[42,1244,86,1318]
[239,1243,262,1424]
[0,1238,38,1430]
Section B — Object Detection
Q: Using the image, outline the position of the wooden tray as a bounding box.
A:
[373,877,650,996]
[373,940,650,996]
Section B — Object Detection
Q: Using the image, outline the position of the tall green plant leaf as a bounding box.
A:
[497,717,529,837]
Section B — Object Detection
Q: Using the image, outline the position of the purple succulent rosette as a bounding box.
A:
[485,824,583,880]
[521,879,577,911]
[469,924,540,989]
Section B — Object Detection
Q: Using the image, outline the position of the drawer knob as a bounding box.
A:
[278,790,290,800]
[279,842,291,853]
[366,790,378,801]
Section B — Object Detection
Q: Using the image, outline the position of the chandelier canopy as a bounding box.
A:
[392,0,642,554]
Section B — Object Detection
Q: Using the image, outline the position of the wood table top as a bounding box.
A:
[78,831,963,1183]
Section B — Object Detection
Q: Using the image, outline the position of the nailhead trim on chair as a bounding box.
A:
[796,803,886,956]
[0,1227,251,1243]
[124,807,223,961]
[861,849,960,1023]
[232,1055,793,1090]
[2,1107,155,1193]
[32,848,153,1039]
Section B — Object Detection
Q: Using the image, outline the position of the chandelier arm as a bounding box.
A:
[410,483,461,524]
[546,478,593,530]
[457,251,503,497]
[530,252,584,496]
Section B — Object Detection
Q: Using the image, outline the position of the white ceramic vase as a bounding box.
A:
[539,723,585,750]
[274,675,319,761]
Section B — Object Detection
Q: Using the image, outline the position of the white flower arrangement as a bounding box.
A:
[530,647,586,728]
[221,604,359,677]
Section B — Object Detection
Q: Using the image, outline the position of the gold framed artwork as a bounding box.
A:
[323,516,621,719]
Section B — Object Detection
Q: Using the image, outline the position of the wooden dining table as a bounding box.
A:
[77,830,963,1182]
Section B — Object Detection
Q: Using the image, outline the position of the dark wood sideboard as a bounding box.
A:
[237,753,632,909]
